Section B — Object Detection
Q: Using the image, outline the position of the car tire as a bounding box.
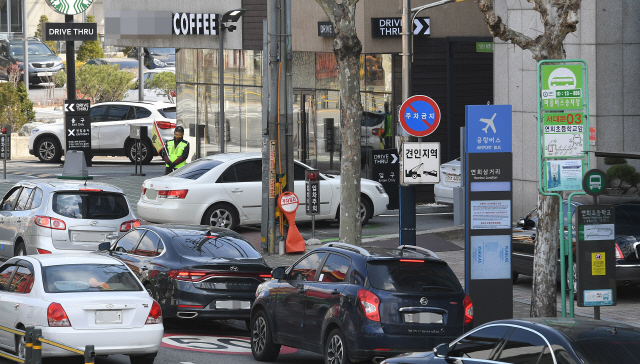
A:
[15,242,26,256]
[325,328,353,364]
[512,271,519,284]
[36,137,62,163]
[251,310,280,362]
[129,353,156,364]
[127,139,154,165]
[202,203,239,230]
[358,197,373,226]
[15,332,26,360]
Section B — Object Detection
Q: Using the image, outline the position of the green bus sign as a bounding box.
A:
[541,65,584,111]
[582,169,607,196]
[476,42,493,53]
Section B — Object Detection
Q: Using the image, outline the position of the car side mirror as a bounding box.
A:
[516,218,525,227]
[98,242,111,251]
[271,267,285,280]
[434,343,449,358]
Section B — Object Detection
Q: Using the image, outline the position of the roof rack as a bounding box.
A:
[322,242,371,256]
[397,245,439,260]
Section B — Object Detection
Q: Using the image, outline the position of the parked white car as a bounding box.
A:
[28,101,177,164]
[137,153,389,229]
[0,254,163,363]
[124,68,176,103]
[434,158,461,205]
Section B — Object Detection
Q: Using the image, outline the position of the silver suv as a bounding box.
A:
[0,180,139,257]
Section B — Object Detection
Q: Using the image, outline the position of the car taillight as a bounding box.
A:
[34,216,66,230]
[156,121,177,129]
[357,289,380,322]
[615,243,624,259]
[47,303,71,327]
[372,128,384,136]
[79,188,103,191]
[37,248,52,254]
[168,270,207,282]
[399,259,424,263]
[463,294,474,325]
[170,90,176,97]
[145,301,162,324]
[167,190,188,199]
[141,187,147,194]
[120,220,141,232]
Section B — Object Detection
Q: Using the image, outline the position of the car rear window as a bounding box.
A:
[169,159,223,180]
[573,331,640,363]
[367,260,462,293]
[52,192,129,219]
[158,107,177,119]
[43,264,142,293]
[172,235,262,259]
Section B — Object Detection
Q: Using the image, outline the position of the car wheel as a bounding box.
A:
[15,242,26,256]
[36,137,62,163]
[251,310,280,361]
[202,203,239,230]
[15,333,26,360]
[127,139,154,165]
[512,271,519,284]
[129,353,156,364]
[325,328,353,364]
[358,197,373,226]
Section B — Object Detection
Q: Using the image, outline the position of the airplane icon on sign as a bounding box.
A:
[480,113,497,133]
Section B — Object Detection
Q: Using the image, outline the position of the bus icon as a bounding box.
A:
[550,76,575,87]
[589,175,602,190]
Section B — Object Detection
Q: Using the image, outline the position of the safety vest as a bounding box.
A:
[384,113,393,137]
[166,139,188,169]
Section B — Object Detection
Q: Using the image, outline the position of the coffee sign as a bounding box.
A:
[172,13,218,36]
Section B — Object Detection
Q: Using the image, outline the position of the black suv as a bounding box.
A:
[250,243,473,364]
[0,38,63,84]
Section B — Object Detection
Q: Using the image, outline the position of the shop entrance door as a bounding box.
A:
[294,91,317,167]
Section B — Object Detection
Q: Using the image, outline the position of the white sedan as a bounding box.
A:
[138,153,389,229]
[0,254,163,364]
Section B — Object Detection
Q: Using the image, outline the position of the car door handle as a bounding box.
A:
[232,189,243,193]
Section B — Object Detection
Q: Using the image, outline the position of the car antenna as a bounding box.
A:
[84,179,88,187]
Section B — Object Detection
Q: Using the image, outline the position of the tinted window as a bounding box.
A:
[27,188,43,210]
[449,325,511,360]
[289,253,326,281]
[135,231,162,257]
[294,163,306,181]
[367,260,462,293]
[148,48,175,55]
[172,235,262,259]
[134,107,152,119]
[217,165,237,183]
[8,266,34,293]
[572,328,640,364]
[158,107,177,119]
[43,264,142,293]
[157,240,165,255]
[0,265,17,291]
[319,254,350,283]
[10,42,54,56]
[2,187,21,211]
[107,105,131,121]
[170,159,223,180]
[497,328,549,364]
[52,192,129,219]
[15,187,33,211]
[90,106,109,122]
[615,204,640,236]
[235,161,262,182]
[114,230,143,254]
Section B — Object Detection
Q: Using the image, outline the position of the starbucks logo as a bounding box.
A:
[46,0,94,15]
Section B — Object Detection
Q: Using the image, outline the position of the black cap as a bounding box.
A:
[174,125,184,133]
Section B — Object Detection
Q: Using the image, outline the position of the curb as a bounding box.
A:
[361,224,464,244]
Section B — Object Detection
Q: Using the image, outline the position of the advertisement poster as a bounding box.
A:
[470,200,511,230]
[546,160,583,191]
[470,235,511,280]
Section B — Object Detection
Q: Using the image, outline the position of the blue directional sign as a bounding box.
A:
[466,105,512,153]
[399,95,441,137]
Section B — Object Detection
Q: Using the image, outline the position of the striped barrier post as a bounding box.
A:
[32,328,42,364]
[84,345,95,364]
[24,327,32,364]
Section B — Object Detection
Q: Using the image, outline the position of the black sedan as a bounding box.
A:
[382,318,640,364]
[101,224,271,323]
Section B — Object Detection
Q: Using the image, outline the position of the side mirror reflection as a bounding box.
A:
[271,267,285,280]
[434,343,449,358]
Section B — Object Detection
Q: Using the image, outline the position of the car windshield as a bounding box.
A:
[10,43,54,56]
[572,328,640,363]
[158,107,177,119]
[112,60,141,69]
[614,204,640,236]
[367,260,462,293]
[52,192,130,219]
[172,235,262,259]
[148,48,175,55]
[43,264,142,293]
[169,159,223,180]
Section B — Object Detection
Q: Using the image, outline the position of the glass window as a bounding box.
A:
[135,231,162,257]
[198,48,218,84]
[114,230,143,254]
[158,107,177,119]
[176,48,198,83]
[90,106,109,122]
[449,325,511,360]
[157,240,165,255]
[10,42,53,56]
[107,105,131,121]
[52,192,129,219]
[134,107,152,119]
[572,329,640,364]
[217,165,237,183]
[26,188,43,210]
[148,48,174,56]
[0,265,17,291]
[43,264,142,293]
[235,160,262,182]
[8,266,34,293]
[289,253,326,281]
[315,90,341,172]
[294,163,307,181]
[1,187,21,211]
[367,260,462,293]
[171,235,262,259]
[497,328,549,364]
[318,254,350,283]
[316,53,339,90]
[169,159,223,180]
[14,187,33,211]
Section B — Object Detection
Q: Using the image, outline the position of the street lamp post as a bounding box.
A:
[218,8,246,153]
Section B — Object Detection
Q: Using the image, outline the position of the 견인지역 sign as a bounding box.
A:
[399,95,441,137]
[400,142,440,184]
[541,64,584,111]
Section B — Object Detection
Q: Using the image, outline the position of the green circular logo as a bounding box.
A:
[46,0,94,15]
[582,169,606,196]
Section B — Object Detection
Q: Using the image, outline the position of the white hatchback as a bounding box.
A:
[0,253,163,363]
[137,153,389,229]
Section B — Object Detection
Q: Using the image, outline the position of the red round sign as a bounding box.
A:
[399,95,441,137]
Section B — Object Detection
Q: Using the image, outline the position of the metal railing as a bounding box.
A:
[0,324,95,364]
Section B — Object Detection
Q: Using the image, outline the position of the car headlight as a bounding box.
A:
[31,128,39,135]
[376,185,386,194]
[153,58,165,67]
[53,60,63,67]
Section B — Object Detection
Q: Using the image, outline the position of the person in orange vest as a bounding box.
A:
[161,126,190,175]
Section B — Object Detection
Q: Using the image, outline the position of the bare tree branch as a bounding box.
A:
[477,0,538,53]
[314,0,339,25]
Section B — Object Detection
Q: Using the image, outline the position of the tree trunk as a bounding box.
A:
[531,193,559,317]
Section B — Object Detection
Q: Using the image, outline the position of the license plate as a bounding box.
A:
[146,188,157,200]
[95,310,123,324]
[445,175,460,183]
[37,72,54,76]
[215,300,251,310]
[71,232,107,242]
[404,312,443,324]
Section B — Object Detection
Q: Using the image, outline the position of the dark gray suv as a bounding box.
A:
[0,38,63,85]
